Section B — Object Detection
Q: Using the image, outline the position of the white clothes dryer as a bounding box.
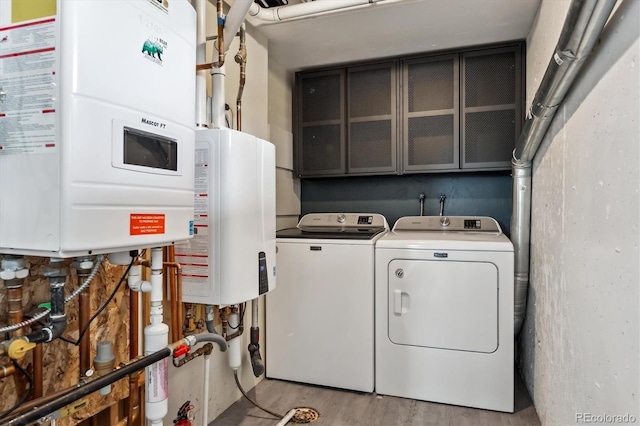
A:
[267,213,389,392]
[375,216,514,412]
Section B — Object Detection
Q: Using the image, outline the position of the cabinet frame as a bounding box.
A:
[401,53,460,173]
[293,42,525,178]
[346,61,398,175]
[295,69,346,177]
[460,45,523,170]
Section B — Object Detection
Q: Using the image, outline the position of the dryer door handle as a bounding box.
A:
[393,289,409,315]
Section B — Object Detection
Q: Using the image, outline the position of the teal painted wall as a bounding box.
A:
[300,172,513,235]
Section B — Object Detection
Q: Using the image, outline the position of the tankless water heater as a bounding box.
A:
[176,128,276,305]
[0,0,196,257]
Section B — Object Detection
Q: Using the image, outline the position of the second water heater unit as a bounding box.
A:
[177,128,276,305]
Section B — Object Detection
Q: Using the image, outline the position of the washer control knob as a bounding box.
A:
[337,214,346,224]
[440,216,450,227]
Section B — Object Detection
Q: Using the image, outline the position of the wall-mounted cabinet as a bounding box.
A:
[347,62,397,174]
[297,69,346,176]
[294,43,523,178]
[461,46,522,170]
[403,54,459,172]
[295,62,397,177]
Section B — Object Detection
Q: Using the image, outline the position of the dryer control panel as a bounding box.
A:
[393,216,502,234]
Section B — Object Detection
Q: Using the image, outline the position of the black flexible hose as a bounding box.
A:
[3,347,172,426]
[233,370,283,420]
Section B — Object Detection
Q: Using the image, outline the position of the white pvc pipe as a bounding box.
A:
[223,0,253,51]
[202,353,211,426]
[249,0,385,22]
[127,264,152,293]
[195,0,207,127]
[145,247,169,426]
[276,409,297,426]
[211,63,226,128]
[228,311,241,370]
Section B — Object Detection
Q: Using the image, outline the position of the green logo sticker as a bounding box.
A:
[142,38,167,65]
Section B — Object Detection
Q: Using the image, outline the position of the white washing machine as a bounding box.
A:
[375,216,514,412]
[266,213,389,392]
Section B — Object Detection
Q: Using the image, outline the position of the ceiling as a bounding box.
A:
[247,0,541,72]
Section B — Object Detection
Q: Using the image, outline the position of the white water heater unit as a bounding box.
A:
[176,128,276,305]
[0,0,196,257]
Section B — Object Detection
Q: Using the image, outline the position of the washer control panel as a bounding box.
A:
[298,213,389,230]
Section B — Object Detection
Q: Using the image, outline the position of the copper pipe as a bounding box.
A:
[165,248,179,343]
[169,246,179,341]
[78,285,91,378]
[6,284,24,337]
[237,61,245,131]
[177,264,183,336]
[197,0,225,71]
[170,247,184,337]
[173,343,213,368]
[235,24,246,131]
[1,362,16,379]
[130,288,140,358]
[213,0,225,68]
[33,343,43,398]
[164,257,183,340]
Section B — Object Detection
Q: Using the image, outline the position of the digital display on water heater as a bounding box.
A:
[123,127,177,171]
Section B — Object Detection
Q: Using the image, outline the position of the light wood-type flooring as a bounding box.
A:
[211,373,540,426]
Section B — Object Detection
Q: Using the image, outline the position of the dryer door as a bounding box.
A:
[388,259,498,353]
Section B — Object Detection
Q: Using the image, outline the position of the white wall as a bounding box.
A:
[268,59,301,230]
[520,1,639,424]
[167,4,271,424]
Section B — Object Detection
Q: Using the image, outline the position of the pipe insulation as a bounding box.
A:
[3,347,173,426]
[511,0,617,335]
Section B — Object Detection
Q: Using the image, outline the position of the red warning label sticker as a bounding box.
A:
[130,214,165,236]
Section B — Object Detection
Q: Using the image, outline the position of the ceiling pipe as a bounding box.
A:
[511,0,617,335]
[249,0,387,23]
